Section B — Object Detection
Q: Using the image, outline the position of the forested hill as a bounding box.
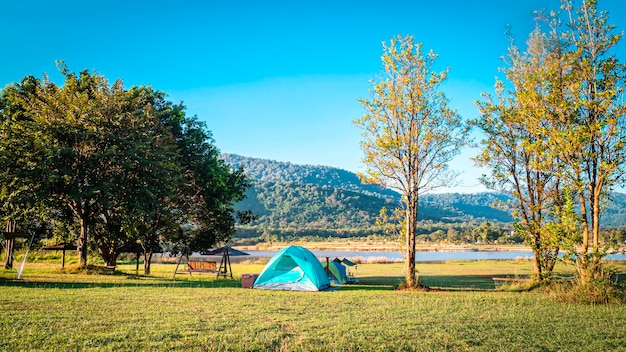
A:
[223,154,398,199]
[223,154,626,238]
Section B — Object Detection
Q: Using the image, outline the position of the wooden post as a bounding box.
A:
[173,252,184,278]
[227,251,233,279]
[135,252,140,274]
[61,249,66,268]
[216,249,233,279]
[217,252,226,278]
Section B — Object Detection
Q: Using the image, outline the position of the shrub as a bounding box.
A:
[550,266,626,304]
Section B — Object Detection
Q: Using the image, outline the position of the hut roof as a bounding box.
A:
[42,243,78,251]
[201,246,249,256]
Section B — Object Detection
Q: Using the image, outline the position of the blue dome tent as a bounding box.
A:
[253,246,330,291]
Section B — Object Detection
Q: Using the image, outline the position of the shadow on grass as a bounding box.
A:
[420,275,501,290]
[4,273,622,291]
[339,273,626,292]
[0,276,243,289]
[337,276,403,291]
[338,275,511,291]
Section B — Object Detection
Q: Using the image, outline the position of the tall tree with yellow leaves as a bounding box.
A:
[355,35,468,288]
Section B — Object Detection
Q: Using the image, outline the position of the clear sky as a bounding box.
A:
[2,1,626,193]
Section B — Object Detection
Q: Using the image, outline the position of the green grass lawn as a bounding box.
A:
[1,260,625,351]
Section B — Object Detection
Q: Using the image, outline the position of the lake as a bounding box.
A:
[243,249,626,262]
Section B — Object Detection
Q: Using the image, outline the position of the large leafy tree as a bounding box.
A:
[474,28,569,280]
[476,0,626,284]
[0,76,48,268]
[557,0,626,282]
[88,85,181,267]
[165,111,252,256]
[120,90,184,274]
[2,64,251,270]
[355,35,468,288]
[19,65,155,267]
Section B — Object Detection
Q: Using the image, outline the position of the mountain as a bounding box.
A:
[224,154,398,199]
[223,154,626,239]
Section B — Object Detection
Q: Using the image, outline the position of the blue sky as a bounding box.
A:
[2,1,626,193]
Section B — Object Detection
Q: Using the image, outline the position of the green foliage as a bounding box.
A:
[474,0,626,282]
[355,35,471,288]
[225,153,398,199]
[352,36,471,264]
[162,117,252,255]
[0,65,251,268]
[474,24,569,281]
[555,0,626,282]
[549,265,626,305]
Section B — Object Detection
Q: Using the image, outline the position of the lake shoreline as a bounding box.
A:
[236,241,534,253]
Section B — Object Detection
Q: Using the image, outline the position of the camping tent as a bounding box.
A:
[340,258,358,283]
[322,260,348,284]
[253,246,330,291]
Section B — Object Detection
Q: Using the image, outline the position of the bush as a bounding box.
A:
[549,267,626,304]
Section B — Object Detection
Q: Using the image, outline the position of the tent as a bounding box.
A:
[340,258,358,283]
[253,246,330,291]
[341,258,356,267]
[329,257,359,284]
[322,260,348,284]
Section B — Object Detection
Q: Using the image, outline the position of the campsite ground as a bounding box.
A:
[1,260,625,351]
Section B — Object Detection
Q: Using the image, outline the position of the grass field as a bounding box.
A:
[1,260,625,351]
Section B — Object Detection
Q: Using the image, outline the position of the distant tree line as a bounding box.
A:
[233,221,524,246]
[0,63,251,273]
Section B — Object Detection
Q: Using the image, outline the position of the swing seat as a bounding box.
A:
[187,260,217,273]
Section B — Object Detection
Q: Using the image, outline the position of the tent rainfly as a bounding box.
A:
[253,246,330,291]
[323,260,348,284]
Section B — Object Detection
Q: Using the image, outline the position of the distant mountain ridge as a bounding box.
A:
[224,154,398,199]
[223,154,626,238]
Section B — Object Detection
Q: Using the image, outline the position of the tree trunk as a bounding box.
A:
[144,251,153,276]
[4,220,15,269]
[532,249,542,281]
[97,241,119,268]
[78,215,89,267]
[592,187,601,250]
[590,187,601,282]
[4,239,14,269]
[404,192,418,288]
[544,246,559,275]
[103,252,118,268]
[529,229,543,281]
[577,190,590,283]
